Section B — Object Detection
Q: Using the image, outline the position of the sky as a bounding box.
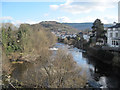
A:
[0,0,119,25]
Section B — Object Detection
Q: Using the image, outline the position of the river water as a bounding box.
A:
[54,43,120,88]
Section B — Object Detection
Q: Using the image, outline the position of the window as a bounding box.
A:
[116,41,119,45]
[116,33,118,37]
[114,41,116,45]
[112,40,116,45]
[112,40,119,46]
[112,41,114,45]
[110,33,113,37]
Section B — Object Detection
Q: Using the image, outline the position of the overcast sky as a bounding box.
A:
[0,0,119,25]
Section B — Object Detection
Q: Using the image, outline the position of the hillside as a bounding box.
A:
[19,22,113,34]
[40,21,79,33]
[63,23,113,31]
[20,22,113,34]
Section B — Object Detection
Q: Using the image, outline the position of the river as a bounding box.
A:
[54,43,120,88]
[11,43,120,88]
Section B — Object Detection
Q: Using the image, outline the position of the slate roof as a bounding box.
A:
[108,23,120,28]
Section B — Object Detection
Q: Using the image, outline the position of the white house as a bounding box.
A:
[83,34,90,42]
[107,23,120,47]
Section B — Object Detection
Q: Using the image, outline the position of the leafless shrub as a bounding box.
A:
[20,49,86,88]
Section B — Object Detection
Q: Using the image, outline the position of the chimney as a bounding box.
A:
[118,1,120,23]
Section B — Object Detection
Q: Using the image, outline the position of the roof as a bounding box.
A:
[108,23,120,28]
[79,32,83,34]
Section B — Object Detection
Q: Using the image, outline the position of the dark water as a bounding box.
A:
[54,43,120,88]
[11,43,120,88]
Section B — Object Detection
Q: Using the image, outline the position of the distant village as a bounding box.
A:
[51,30,77,39]
[52,22,120,49]
[52,2,120,52]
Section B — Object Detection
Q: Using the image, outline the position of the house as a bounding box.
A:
[83,33,90,42]
[78,32,83,38]
[107,23,120,47]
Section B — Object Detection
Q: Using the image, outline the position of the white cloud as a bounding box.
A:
[24,19,40,24]
[0,15,117,27]
[50,0,117,14]
[57,16,72,23]
[11,20,24,26]
[0,16,42,26]
[56,15,117,24]
[50,5,59,10]
[102,15,117,23]
[49,0,118,23]
[56,16,96,23]
[0,16,22,25]
[0,16,13,21]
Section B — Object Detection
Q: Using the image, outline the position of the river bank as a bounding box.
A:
[84,46,120,68]
[58,38,120,69]
[55,43,120,88]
